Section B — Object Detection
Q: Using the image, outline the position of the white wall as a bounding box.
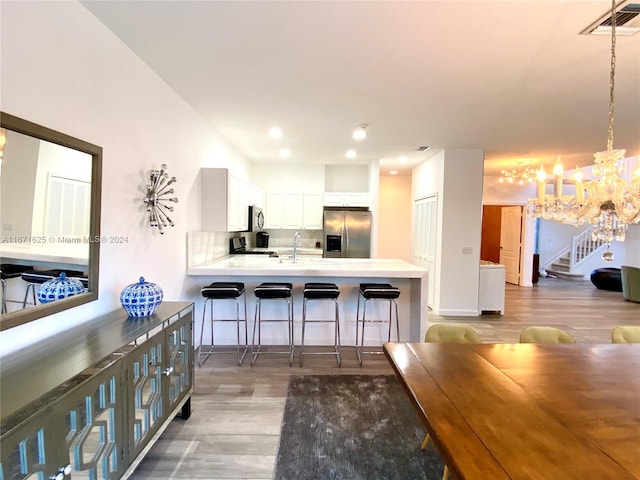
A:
[413,148,484,315]
[0,1,251,356]
[325,165,369,192]
[252,163,325,192]
[1,131,39,237]
[378,175,412,262]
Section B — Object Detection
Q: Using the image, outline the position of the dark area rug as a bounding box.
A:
[273,375,445,480]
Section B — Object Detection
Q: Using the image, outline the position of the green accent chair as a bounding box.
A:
[519,326,576,344]
[425,323,482,344]
[611,326,640,344]
[621,265,640,303]
[422,324,482,480]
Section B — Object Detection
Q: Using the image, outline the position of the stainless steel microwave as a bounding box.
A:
[248,206,264,232]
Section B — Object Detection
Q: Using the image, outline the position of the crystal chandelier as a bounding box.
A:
[527,0,640,252]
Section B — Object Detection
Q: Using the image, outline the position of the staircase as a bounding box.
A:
[545,228,606,281]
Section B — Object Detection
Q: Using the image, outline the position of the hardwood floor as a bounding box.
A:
[129,277,639,480]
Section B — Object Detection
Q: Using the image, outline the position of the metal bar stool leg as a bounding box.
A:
[335,298,341,366]
[1,278,6,314]
[300,297,308,367]
[198,298,211,366]
[251,298,262,365]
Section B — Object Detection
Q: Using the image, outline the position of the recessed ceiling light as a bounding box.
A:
[352,124,367,141]
[269,127,283,138]
[398,156,408,164]
[390,170,398,175]
[279,148,291,158]
[345,150,357,159]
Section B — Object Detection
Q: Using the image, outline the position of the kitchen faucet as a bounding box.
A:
[293,231,301,263]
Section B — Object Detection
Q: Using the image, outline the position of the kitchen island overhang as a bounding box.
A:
[188,256,428,346]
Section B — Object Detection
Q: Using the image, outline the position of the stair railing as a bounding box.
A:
[570,227,605,270]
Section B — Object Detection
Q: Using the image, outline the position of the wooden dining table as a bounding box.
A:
[383,342,640,480]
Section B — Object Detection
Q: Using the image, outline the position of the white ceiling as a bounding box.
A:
[82,0,640,176]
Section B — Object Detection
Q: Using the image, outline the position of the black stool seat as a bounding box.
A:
[359,283,400,299]
[1,264,34,279]
[22,269,85,284]
[202,282,245,299]
[303,283,340,299]
[255,282,292,299]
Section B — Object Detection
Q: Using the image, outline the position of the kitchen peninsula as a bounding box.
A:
[187,255,428,345]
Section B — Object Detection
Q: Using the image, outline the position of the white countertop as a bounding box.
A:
[0,242,89,267]
[188,255,427,278]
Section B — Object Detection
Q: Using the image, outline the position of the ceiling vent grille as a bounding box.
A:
[581,2,640,36]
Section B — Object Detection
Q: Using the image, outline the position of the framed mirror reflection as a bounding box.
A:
[0,112,102,330]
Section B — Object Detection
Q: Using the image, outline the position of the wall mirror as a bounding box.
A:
[0,112,102,330]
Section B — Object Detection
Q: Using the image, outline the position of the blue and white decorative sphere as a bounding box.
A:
[38,272,86,304]
[120,276,163,317]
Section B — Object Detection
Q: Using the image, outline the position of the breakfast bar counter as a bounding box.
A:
[187,256,428,345]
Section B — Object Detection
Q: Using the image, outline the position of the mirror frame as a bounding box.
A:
[0,112,102,331]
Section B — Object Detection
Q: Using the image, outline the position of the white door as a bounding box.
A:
[413,195,438,308]
[500,206,523,285]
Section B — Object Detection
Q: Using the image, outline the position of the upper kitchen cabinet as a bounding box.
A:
[323,192,370,207]
[303,193,323,229]
[265,192,322,230]
[201,168,263,232]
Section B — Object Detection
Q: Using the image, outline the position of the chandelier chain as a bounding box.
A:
[607,0,616,151]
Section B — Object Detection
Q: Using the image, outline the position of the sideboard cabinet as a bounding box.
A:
[0,302,193,480]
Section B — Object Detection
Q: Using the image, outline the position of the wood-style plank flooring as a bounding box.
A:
[129,277,639,480]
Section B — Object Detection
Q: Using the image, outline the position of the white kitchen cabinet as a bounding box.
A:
[250,184,265,208]
[201,168,255,232]
[265,192,320,230]
[265,192,285,228]
[324,191,369,207]
[283,192,304,229]
[303,192,323,229]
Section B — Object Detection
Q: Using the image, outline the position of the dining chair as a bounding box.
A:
[611,326,640,344]
[422,324,482,480]
[519,326,576,344]
[425,323,482,344]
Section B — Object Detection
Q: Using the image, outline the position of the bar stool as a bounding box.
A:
[356,283,401,365]
[1,264,33,313]
[300,282,341,367]
[251,282,294,366]
[198,282,248,366]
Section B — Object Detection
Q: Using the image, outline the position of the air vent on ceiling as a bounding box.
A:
[416,146,431,152]
[581,2,640,36]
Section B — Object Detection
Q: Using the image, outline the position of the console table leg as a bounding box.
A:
[180,397,192,419]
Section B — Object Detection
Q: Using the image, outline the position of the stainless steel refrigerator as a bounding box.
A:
[323,208,372,258]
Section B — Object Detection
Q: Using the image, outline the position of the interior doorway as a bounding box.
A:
[481,205,525,285]
[500,206,523,285]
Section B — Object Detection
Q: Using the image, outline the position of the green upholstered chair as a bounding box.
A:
[423,324,482,480]
[621,265,640,303]
[425,323,482,344]
[611,326,640,344]
[519,326,576,344]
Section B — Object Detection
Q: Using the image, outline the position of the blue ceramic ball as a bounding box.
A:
[38,272,86,304]
[120,276,163,317]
